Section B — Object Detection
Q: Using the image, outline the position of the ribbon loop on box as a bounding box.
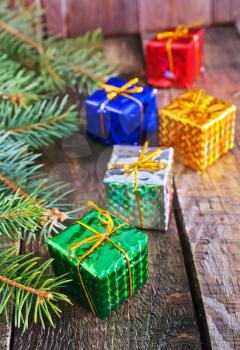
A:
[110,142,170,228]
[156,20,203,79]
[67,201,132,316]
[170,89,227,123]
[99,78,144,139]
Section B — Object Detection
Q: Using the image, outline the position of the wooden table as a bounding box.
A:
[1,25,240,350]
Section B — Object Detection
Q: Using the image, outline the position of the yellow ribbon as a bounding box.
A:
[99,78,144,139]
[157,20,203,78]
[67,201,132,316]
[168,89,227,124]
[109,142,170,228]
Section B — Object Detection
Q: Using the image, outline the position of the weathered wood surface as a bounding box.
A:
[11,140,201,350]
[42,0,240,36]
[44,0,139,37]
[43,0,69,38]
[2,24,240,349]
[138,0,212,33]
[172,26,240,349]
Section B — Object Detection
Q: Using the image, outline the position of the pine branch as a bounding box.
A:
[0,21,39,49]
[0,1,115,94]
[0,173,77,242]
[0,54,45,105]
[40,33,115,93]
[0,136,42,188]
[0,136,80,241]
[0,191,44,239]
[0,247,71,330]
[0,96,79,149]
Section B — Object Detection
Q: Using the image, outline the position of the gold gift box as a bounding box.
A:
[159,89,237,172]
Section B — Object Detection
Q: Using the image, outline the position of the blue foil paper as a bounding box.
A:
[85,77,158,145]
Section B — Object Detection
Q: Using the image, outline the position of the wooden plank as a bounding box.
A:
[212,0,231,23]
[0,314,11,350]
[11,138,201,349]
[67,0,138,36]
[231,0,240,25]
[138,0,212,33]
[42,0,240,38]
[43,0,69,37]
[104,35,144,76]
[173,26,240,349]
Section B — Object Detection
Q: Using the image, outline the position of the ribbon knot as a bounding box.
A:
[100,77,143,101]
[170,89,226,123]
[109,142,170,227]
[156,20,203,79]
[157,24,190,41]
[98,78,144,140]
[67,201,133,317]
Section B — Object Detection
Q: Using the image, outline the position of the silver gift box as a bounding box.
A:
[103,145,174,230]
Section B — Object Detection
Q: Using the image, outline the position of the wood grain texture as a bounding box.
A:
[173,26,240,349]
[104,35,144,75]
[212,0,231,23]
[42,0,240,37]
[43,0,69,37]
[67,0,138,36]
[138,0,212,32]
[0,315,11,350]
[11,139,201,350]
[231,0,240,21]
[213,0,240,23]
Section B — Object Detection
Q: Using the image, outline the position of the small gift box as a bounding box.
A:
[160,89,237,172]
[145,25,204,88]
[103,142,174,231]
[85,77,158,145]
[47,202,148,319]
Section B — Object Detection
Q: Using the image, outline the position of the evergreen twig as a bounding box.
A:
[0,136,80,241]
[0,1,115,94]
[0,96,79,149]
[0,247,71,330]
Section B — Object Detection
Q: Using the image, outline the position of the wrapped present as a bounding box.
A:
[85,77,158,145]
[145,24,204,88]
[103,142,174,230]
[47,201,148,319]
[160,89,237,172]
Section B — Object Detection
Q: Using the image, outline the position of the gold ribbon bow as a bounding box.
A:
[169,89,227,125]
[157,20,203,78]
[109,142,170,228]
[99,78,144,139]
[67,201,132,316]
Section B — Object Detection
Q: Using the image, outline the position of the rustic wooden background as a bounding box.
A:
[42,0,240,37]
[0,24,239,350]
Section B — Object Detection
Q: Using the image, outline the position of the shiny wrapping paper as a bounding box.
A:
[85,77,158,145]
[47,209,148,319]
[145,27,204,88]
[160,89,237,172]
[103,145,174,230]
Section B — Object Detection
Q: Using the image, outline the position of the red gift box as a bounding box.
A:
[145,25,204,89]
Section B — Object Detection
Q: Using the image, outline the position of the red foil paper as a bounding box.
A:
[145,27,204,89]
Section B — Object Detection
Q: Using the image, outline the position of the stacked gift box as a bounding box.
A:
[48,21,237,319]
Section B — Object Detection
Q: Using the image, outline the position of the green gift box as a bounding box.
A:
[47,202,148,319]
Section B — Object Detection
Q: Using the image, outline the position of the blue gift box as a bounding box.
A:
[85,77,158,145]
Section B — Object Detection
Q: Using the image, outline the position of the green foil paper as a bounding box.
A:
[47,209,148,319]
[103,145,174,230]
